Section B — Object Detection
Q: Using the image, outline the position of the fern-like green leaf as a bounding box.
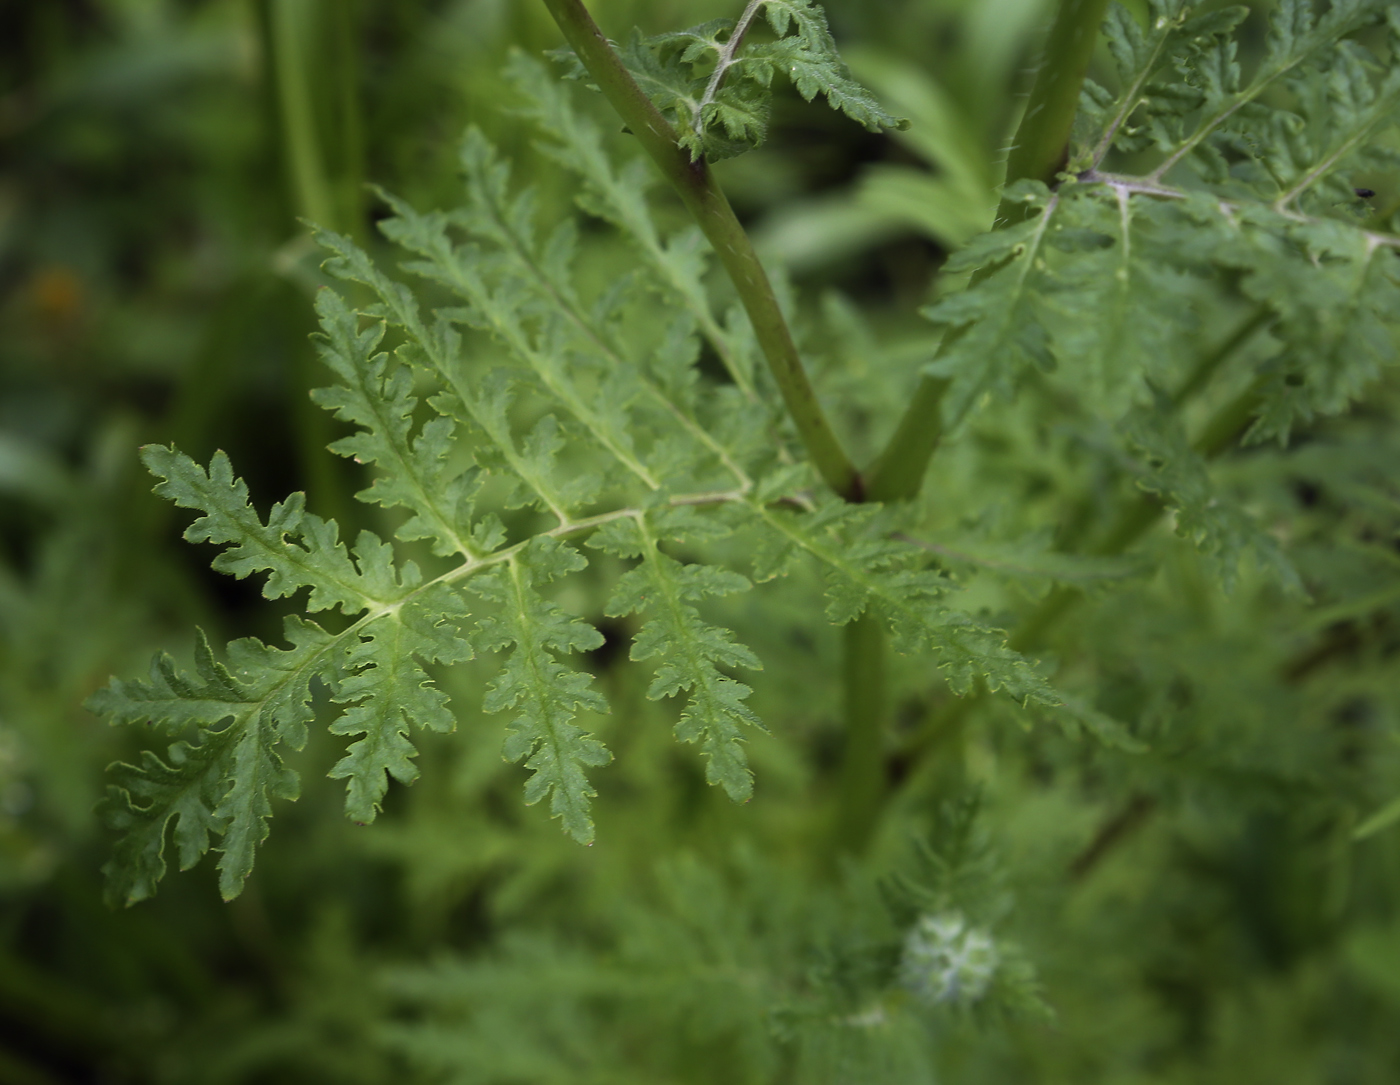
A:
[470,537,611,842]
[447,128,754,493]
[749,497,1142,749]
[918,0,1400,599]
[746,0,908,133]
[309,287,480,558]
[591,507,762,800]
[315,227,584,524]
[1119,0,1387,177]
[328,583,474,824]
[1232,213,1400,444]
[1040,187,1197,412]
[92,449,472,899]
[921,181,1059,427]
[141,444,394,614]
[902,528,1151,588]
[96,1,1400,905]
[751,499,1029,698]
[92,619,332,903]
[372,189,659,494]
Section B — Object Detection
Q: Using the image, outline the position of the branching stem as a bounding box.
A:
[540,0,861,501]
[864,0,1110,503]
[1081,170,1400,250]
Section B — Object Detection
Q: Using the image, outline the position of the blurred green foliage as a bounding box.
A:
[1,0,1398,1081]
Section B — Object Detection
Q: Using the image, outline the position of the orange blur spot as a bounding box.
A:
[31,266,84,324]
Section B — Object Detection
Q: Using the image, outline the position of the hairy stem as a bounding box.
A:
[540,0,861,500]
[695,1,765,137]
[864,0,1110,502]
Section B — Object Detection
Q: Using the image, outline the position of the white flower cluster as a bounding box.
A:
[898,911,999,1005]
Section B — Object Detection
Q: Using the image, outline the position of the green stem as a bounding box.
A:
[269,0,334,228]
[329,0,366,241]
[864,0,1110,502]
[864,375,948,503]
[998,0,1112,225]
[264,0,355,527]
[1194,376,1268,460]
[833,611,887,855]
[539,0,861,501]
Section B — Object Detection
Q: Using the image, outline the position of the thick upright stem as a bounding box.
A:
[264,0,355,527]
[540,0,861,500]
[269,0,334,229]
[864,0,1111,502]
[833,612,887,855]
[864,376,947,503]
[329,0,366,241]
[998,0,1112,225]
